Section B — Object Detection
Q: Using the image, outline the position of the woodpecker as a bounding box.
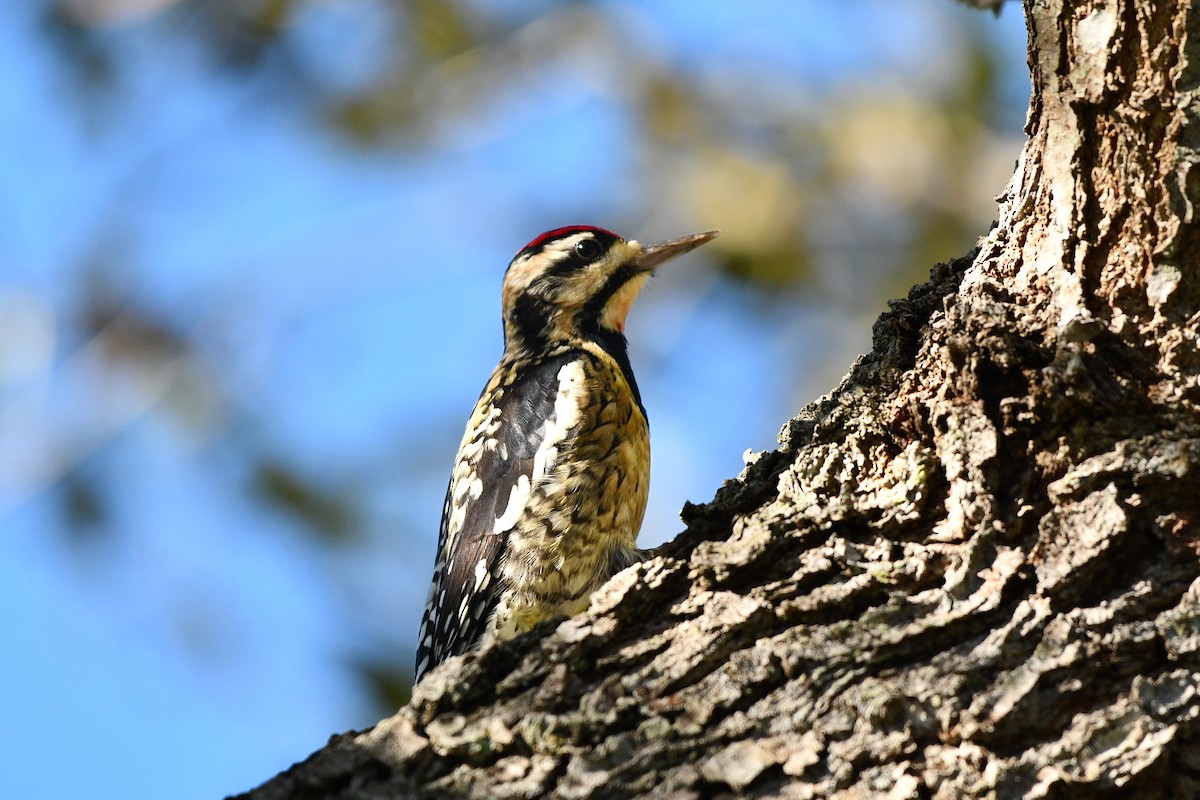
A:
[414,225,718,680]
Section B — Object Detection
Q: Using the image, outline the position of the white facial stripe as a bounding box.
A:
[540,232,596,264]
[503,232,596,296]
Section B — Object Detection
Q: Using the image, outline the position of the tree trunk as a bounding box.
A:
[234,0,1200,797]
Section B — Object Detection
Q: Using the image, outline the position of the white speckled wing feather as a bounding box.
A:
[415,348,581,678]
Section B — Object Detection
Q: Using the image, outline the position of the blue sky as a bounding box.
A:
[0,2,1028,796]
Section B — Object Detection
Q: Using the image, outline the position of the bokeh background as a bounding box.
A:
[1,0,1029,796]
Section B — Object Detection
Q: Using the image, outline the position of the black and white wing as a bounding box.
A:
[415,350,578,679]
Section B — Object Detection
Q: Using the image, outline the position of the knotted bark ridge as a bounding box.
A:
[236,1,1200,797]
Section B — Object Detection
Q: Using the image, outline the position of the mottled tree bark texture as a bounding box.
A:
[236,1,1200,797]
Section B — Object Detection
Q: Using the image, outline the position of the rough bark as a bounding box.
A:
[235,0,1200,797]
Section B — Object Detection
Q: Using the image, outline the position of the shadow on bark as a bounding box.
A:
[234,0,1200,796]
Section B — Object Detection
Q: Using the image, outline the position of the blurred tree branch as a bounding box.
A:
[26,1,1023,724]
[233,0,1200,795]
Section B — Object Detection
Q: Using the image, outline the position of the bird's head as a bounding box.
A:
[500,225,718,351]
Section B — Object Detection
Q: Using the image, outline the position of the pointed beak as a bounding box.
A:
[636,230,719,272]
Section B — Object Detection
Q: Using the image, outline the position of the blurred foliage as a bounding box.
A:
[253,461,359,542]
[46,0,1019,293]
[20,0,1027,719]
[354,657,415,712]
[62,471,107,536]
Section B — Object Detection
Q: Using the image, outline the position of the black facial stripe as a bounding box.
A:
[544,251,589,279]
[579,263,639,331]
[544,238,614,279]
[576,261,646,414]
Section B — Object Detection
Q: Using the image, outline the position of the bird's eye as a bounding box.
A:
[573,238,603,261]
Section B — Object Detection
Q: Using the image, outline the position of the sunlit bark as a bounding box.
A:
[236,1,1200,797]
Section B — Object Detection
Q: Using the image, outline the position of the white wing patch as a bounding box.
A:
[490,359,587,534]
[535,360,587,479]
[494,474,531,533]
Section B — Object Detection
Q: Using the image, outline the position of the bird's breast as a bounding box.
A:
[493,346,650,634]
